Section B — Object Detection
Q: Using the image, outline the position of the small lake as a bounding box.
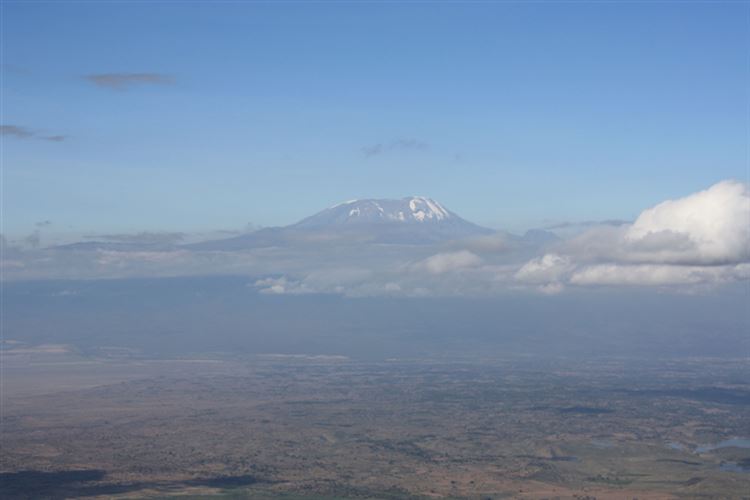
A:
[663,438,750,473]
[591,438,614,449]
[695,438,750,454]
[719,462,750,473]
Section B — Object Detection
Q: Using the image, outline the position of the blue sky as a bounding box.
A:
[3,1,748,236]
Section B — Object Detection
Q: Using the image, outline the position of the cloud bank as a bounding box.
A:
[516,180,750,291]
[2,180,747,296]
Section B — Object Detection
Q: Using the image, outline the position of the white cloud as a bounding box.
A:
[624,180,749,264]
[254,276,312,295]
[515,253,573,284]
[569,263,749,286]
[415,250,482,274]
[518,180,750,289]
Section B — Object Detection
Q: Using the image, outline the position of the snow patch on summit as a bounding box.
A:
[290,196,490,241]
[407,196,450,222]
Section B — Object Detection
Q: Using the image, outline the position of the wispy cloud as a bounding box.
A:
[1,125,34,139]
[92,231,186,245]
[42,135,66,142]
[362,138,429,158]
[413,250,482,275]
[1,125,66,142]
[24,230,41,249]
[543,219,631,230]
[84,72,175,90]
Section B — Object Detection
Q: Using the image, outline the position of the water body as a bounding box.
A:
[664,439,750,473]
[591,438,614,449]
[695,438,750,454]
[719,462,750,473]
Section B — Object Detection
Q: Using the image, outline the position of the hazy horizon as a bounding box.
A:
[2,2,749,499]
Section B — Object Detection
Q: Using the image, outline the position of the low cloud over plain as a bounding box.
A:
[2,180,748,297]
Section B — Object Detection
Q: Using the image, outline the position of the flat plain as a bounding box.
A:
[1,348,749,499]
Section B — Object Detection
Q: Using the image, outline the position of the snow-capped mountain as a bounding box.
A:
[189,196,492,249]
[294,197,468,227]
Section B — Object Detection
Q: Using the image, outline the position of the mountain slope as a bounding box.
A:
[189,197,492,250]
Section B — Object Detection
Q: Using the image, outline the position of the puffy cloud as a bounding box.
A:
[623,180,749,265]
[518,180,750,289]
[254,277,290,295]
[515,253,572,284]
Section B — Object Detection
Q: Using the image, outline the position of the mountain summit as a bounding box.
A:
[189,196,491,249]
[294,197,458,227]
